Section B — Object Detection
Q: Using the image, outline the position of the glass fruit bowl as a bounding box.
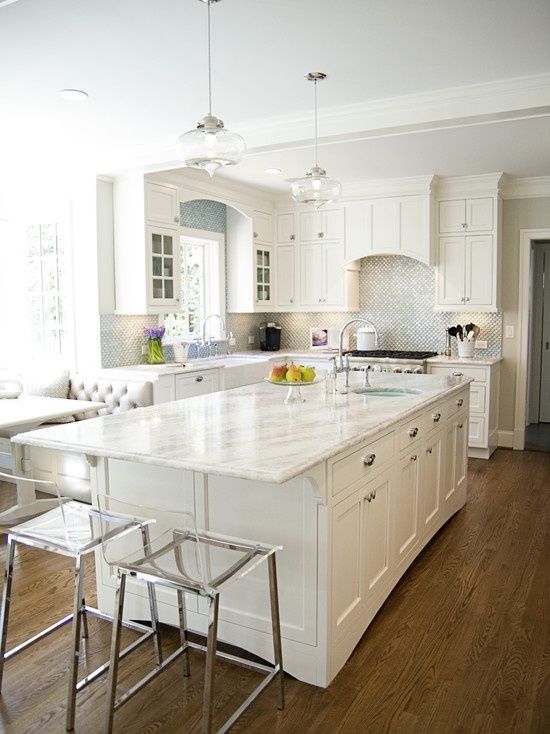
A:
[263,376,323,404]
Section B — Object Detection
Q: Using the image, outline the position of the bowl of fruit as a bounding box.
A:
[265,363,321,404]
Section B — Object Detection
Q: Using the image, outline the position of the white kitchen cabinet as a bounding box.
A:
[276,244,295,307]
[299,209,344,243]
[394,451,421,570]
[436,234,496,310]
[344,195,433,265]
[175,369,219,399]
[439,197,493,233]
[300,242,344,308]
[252,211,273,244]
[147,225,181,309]
[276,213,296,244]
[421,429,443,536]
[146,182,179,226]
[227,208,276,313]
[428,361,500,459]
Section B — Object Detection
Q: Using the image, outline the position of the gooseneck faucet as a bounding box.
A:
[337,318,379,393]
[201,313,226,345]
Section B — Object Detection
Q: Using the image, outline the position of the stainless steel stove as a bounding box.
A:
[345,350,438,374]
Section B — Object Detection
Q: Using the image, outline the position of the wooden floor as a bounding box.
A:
[0,448,549,733]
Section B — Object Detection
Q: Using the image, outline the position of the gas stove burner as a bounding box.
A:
[346,350,438,360]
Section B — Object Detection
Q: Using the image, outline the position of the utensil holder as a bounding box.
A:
[457,339,475,358]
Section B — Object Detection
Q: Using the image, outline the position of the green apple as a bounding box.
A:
[300,366,316,383]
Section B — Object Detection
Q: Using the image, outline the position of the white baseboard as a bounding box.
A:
[498,430,514,448]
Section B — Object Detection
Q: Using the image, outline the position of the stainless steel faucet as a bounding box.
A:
[201,314,226,345]
[337,318,379,394]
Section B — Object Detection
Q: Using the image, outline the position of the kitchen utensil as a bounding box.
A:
[447,326,458,338]
[456,325,463,341]
[472,325,481,339]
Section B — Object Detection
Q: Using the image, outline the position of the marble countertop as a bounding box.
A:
[13,374,471,484]
[426,355,502,366]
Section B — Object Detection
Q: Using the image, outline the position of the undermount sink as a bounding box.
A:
[352,387,422,397]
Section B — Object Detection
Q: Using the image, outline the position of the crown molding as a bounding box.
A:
[501,175,550,200]
[436,173,505,198]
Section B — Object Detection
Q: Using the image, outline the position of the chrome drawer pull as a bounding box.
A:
[363,453,376,466]
[458,423,463,429]
[452,371,463,377]
[456,398,464,407]
[408,427,418,438]
[195,376,204,382]
[411,454,417,462]
[426,447,433,454]
[432,412,441,422]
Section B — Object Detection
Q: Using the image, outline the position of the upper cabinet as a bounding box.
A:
[252,210,274,244]
[439,197,493,234]
[276,213,296,244]
[300,208,345,242]
[146,183,180,226]
[345,195,433,265]
[435,188,501,312]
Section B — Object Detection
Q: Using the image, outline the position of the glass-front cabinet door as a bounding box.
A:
[147,226,180,310]
[255,245,274,306]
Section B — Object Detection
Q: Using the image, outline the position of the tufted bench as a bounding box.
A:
[28,374,154,502]
[68,373,154,419]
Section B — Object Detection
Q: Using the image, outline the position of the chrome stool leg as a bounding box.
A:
[177,590,190,677]
[268,554,285,710]
[202,593,220,734]
[66,555,86,731]
[142,526,162,666]
[0,537,16,692]
[105,570,126,734]
[81,597,89,639]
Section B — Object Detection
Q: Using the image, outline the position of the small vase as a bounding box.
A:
[146,337,165,364]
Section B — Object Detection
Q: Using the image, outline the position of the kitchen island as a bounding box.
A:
[12,373,471,687]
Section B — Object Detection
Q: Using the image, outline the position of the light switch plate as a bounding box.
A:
[141,345,147,355]
[476,339,488,349]
[505,325,515,339]
[248,335,255,344]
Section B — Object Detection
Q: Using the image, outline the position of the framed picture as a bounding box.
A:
[310,327,328,349]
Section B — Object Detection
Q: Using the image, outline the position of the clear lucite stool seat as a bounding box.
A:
[0,478,160,733]
[101,503,285,734]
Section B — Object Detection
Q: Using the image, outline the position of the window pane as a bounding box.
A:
[40,223,57,255]
[163,236,173,255]
[164,280,173,299]
[163,257,173,277]
[153,279,163,299]
[257,251,263,266]
[264,250,270,266]
[152,233,162,254]
[26,226,40,258]
[264,268,270,284]
[41,256,58,291]
[152,256,162,276]
[257,267,263,284]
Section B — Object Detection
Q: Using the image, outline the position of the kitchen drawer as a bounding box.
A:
[398,411,432,452]
[175,369,219,400]
[469,415,487,447]
[429,364,488,383]
[469,384,486,413]
[426,402,446,430]
[331,431,395,499]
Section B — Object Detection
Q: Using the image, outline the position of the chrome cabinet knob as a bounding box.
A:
[318,232,324,238]
[290,234,295,241]
[411,454,417,462]
[408,427,419,438]
[195,376,204,382]
[452,371,463,377]
[426,447,433,454]
[456,398,464,407]
[432,412,441,422]
[363,453,376,466]
[458,422,464,429]
[290,298,294,303]
[173,216,179,223]
[253,231,258,238]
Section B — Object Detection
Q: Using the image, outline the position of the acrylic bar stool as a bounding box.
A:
[0,472,162,731]
[98,496,285,734]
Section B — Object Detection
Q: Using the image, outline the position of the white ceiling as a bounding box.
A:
[1,0,550,187]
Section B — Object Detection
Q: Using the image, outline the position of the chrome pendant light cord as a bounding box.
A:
[207,0,212,115]
[314,78,318,168]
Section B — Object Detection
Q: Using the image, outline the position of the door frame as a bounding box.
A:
[514,228,550,449]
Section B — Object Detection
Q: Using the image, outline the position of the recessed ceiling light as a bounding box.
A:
[58,89,89,101]
[265,167,282,175]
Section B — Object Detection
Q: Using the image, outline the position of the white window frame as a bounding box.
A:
[163,227,225,342]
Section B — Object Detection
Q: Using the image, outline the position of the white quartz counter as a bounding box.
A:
[426,355,502,366]
[13,373,471,484]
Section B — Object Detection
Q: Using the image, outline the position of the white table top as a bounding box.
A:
[0,396,106,436]
[13,374,471,484]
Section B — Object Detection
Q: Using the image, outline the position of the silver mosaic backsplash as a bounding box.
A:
[180,199,226,233]
[100,314,158,368]
[261,255,502,357]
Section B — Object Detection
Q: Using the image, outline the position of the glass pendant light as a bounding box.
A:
[177,0,245,176]
[289,72,342,208]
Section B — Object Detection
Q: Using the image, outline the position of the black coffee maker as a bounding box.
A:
[259,322,281,351]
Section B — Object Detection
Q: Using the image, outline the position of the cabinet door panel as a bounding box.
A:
[400,197,428,259]
[439,200,466,233]
[362,474,390,595]
[372,199,400,251]
[300,244,323,306]
[466,198,493,232]
[422,432,443,533]
[253,211,273,243]
[323,209,345,240]
[146,226,180,309]
[332,496,362,628]
[344,201,372,261]
[438,236,465,305]
[146,183,178,225]
[465,235,493,306]
[454,416,468,500]
[277,245,295,307]
[255,245,274,306]
[277,213,295,244]
[394,453,420,566]
[324,242,345,306]
[300,212,323,243]
[175,371,219,399]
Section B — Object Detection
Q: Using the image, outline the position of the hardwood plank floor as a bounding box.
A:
[0,448,549,733]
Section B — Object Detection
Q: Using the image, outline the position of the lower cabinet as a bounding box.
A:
[394,451,421,570]
[175,370,219,400]
[443,410,468,514]
[421,429,443,536]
